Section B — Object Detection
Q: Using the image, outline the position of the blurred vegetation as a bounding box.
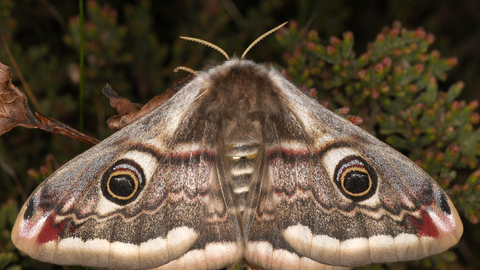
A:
[1,0,480,269]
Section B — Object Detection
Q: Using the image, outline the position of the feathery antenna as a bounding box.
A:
[173,66,199,75]
[179,36,230,60]
[179,22,288,62]
[241,22,288,59]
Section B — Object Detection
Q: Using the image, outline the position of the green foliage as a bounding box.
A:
[0,199,19,270]
[1,1,480,270]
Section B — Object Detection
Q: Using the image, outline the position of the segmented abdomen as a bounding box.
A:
[226,142,260,213]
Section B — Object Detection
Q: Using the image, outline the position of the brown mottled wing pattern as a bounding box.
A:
[11,77,242,269]
[12,58,463,270]
[243,71,463,268]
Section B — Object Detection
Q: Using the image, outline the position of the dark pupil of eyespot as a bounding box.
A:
[110,174,135,197]
[344,170,369,194]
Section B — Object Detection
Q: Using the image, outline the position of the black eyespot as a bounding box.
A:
[334,155,377,202]
[101,159,145,205]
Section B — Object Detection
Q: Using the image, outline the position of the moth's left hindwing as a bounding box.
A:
[12,59,463,270]
[11,77,243,269]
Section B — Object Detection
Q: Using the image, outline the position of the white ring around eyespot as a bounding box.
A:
[120,150,157,180]
[322,147,360,181]
[97,150,157,215]
[322,147,382,207]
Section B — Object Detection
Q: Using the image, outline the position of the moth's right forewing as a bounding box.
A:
[242,70,462,268]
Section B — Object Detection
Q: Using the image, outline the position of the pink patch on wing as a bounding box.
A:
[410,208,440,239]
[36,213,68,245]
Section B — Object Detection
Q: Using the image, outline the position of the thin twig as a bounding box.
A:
[39,0,68,32]
[1,36,42,113]
[79,0,85,140]
[221,0,245,26]
[0,158,27,201]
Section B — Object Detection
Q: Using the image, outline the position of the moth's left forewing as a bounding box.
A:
[12,72,243,270]
[245,69,463,267]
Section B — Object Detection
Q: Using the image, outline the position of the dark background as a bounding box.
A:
[1,0,479,269]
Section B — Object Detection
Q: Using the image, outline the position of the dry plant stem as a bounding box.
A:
[1,36,42,113]
[0,158,27,201]
[39,0,68,32]
[35,113,100,145]
[221,0,245,25]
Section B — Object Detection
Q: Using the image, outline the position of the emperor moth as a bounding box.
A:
[11,22,463,270]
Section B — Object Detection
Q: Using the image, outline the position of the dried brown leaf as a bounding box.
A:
[0,62,44,135]
[102,83,143,116]
[103,74,195,129]
[0,61,99,146]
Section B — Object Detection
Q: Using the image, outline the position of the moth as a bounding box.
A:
[12,23,463,270]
